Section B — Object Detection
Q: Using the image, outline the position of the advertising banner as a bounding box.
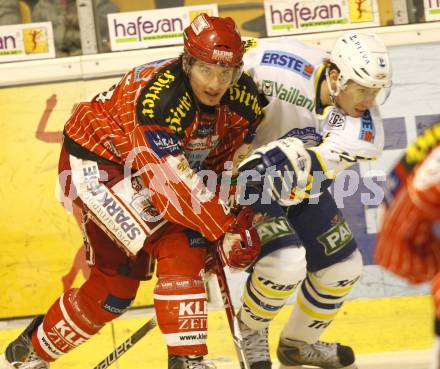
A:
[0,22,55,63]
[107,4,218,51]
[264,0,380,37]
[424,0,440,21]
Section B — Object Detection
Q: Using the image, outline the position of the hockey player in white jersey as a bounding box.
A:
[234,33,392,369]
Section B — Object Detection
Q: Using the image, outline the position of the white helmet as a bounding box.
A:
[330,32,392,91]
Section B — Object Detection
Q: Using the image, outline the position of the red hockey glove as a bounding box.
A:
[218,207,261,270]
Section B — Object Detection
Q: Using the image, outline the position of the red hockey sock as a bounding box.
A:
[154,276,208,356]
[31,267,139,362]
[31,289,101,361]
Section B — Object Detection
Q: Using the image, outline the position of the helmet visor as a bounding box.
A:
[376,83,392,105]
[190,59,242,86]
[344,80,392,106]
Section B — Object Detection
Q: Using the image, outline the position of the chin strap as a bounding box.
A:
[325,67,341,105]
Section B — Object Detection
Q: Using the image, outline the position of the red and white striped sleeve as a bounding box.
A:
[129,125,234,241]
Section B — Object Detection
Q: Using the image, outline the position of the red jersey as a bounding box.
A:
[64,57,263,241]
[375,122,440,283]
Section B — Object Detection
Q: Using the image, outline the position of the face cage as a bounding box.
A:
[183,52,243,85]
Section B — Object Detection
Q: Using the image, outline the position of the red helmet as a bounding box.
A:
[184,13,244,68]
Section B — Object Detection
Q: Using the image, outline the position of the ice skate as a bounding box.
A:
[0,316,49,369]
[277,337,357,369]
[238,317,271,369]
[168,355,217,369]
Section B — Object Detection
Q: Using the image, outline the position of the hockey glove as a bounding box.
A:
[218,206,261,270]
[238,137,311,207]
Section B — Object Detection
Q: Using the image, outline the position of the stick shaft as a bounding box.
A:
[213,255,250,369]
[92,316,157,369]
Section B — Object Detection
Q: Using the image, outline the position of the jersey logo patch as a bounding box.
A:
[281,127,322,147]
[102,294,133,315]
[253,216,295,246]
[164,91,193,135]
[328,111,346,130]
[184,229,211,248]
[140,69,176,119]
[358,110,375,142]
[145,130,181,158]
[317,215,353,255]
[228,81,263,117]
[261,79,315,112]
[260,50,314,79]
[134,58,172,82]
[195,122,215,138]
[262,80,273,96]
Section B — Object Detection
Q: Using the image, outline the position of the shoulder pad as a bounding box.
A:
[319,106,384,162]
[131,58,176,83]
[243,38,258,53]
[224,72,264,122]
[404,121,440,168]
[136,60,196,136]
[324,107,377,144]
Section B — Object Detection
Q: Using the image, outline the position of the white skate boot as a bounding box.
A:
[168,355,217,369]
[238,318,271,369]
[277,337,357,369]
[0,316,49,369]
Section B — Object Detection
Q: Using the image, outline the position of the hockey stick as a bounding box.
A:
[212,251,251,369]
[92,316,157,369]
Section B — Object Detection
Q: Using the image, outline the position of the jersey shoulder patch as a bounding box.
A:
[326,109,346,130]
[132,58,175,83]
[404,121,440,169]
[224,71,264,123]
[243,38,258,53]
[136,59,196,136]
[323,107,376,144]
[320,106,383,160]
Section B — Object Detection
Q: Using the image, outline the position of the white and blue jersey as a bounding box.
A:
[242,38,385,266]
[243,37,384,180]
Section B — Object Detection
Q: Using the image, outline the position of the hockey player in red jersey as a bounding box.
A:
[0,14,263,369]
[375,122,440,369]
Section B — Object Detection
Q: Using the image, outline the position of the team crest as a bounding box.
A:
[327,110,346,130]
[262,80,273,96]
